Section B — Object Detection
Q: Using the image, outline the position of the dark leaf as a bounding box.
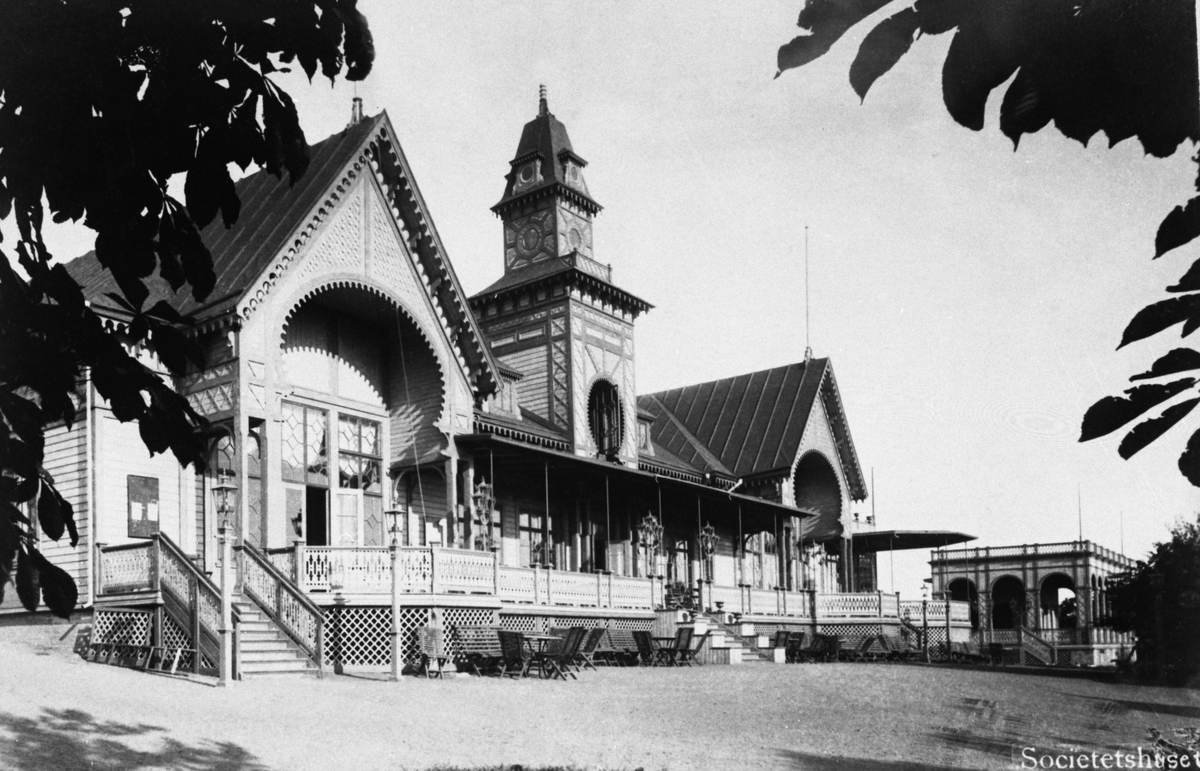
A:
[1130,348,1200,382]
[941,22,1019,131]
[1119,398,1200,459]
[0,391,44,448]
[849,8,920,101]
[1120,295,1200,349]
[32,549,76,619]
[1167,259,1200,294]
[999,67,1052,149]
[37,481,65,542]
[341,5,375,81]
[1178,427,1200,487]
[1080,378,1197,442]
[777,0,892,76]
[15,548,40,612]
[1156,196,1200,259]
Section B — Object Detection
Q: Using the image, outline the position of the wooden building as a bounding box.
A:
[21,94,973,675]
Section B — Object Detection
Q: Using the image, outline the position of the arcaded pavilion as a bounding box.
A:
[20,92,976,676]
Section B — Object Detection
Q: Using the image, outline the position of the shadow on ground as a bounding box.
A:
[1065,693,1200,720]
[0,708,271,771]
[775,749,979,770]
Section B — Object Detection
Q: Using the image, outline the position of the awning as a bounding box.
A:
[850,529,976,553]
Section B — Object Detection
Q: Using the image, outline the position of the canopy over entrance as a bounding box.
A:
[850,529,976,553]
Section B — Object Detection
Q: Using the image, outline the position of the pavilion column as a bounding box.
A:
[572,501,582,571]
[783,524,794,591]
[445,454,458,548]
[463,456,476,549]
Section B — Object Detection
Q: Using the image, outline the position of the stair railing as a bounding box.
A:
[1018,626,1056,666]
[236,541,325,675]
[152,534,229,676]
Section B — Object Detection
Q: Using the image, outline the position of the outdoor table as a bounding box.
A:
[522,633,562,678]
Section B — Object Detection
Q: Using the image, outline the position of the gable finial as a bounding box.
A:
[349,95,364,126]
[538,84,548,116]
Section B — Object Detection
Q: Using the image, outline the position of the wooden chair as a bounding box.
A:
[575,628,607,671]
[532,627,585,680]
[633,630,658,666]
[498,630,533,677]
[785,632,808,663]
[453,626,503,676]
[811,633,840,662]
[677,629,711,666]
[655,626,695,667]
[771,630,791,651]
[418,626,451,678]
[597,628,638,666]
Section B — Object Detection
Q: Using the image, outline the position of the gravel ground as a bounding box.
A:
[1,623,1197,770]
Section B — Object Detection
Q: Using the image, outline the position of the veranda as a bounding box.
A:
[92,532,972,678]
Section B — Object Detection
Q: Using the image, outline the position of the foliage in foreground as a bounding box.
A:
[775,0,1200,485]
[1106,515,1200,685]
[0,1,373,617]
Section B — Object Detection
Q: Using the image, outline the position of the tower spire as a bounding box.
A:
[538,84,548,116]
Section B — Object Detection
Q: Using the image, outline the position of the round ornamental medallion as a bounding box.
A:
[517,163,536,186]
[518,223,542,256]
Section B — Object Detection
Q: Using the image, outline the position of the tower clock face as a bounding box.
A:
[517,222,544,260]
[516,162,537,190]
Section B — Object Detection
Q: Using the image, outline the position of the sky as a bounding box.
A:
[29,1,1200,597]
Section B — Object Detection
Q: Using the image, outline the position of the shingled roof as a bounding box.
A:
[637,359,867,500]
[491,92,600,217]
[67,116,385,324]
[66,111,502,396]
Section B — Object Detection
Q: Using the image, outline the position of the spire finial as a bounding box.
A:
[538,84,548,116]
[349,95,363,126]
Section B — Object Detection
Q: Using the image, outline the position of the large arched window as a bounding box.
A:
[588,380,623,459]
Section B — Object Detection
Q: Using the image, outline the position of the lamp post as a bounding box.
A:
[212,471,237,686]
[472,481,495,552]
[386,507,404,681]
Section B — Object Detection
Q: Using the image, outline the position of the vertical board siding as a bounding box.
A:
[388,334,444,464]
[40,419,90,601]
[500,344,549,420]
[95,412,183,547]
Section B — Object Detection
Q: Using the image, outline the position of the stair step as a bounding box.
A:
[241,640,297,652]
[240,659,315,673]
[240,651,309,663]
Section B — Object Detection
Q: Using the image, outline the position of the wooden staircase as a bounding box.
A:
[701,613,774,663]
[235,597,319,676]
[1018,626,1056,666]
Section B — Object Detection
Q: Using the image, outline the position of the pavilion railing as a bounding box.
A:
[236,542,324,674]
[294,545,665,611]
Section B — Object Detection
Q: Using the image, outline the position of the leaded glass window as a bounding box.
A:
[281,402,327,485]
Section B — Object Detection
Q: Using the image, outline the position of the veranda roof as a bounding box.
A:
[455,433,816,529]
[850,529,976,553]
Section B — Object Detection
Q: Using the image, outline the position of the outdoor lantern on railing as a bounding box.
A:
[699,522,718,584]
[472,480,495,551]
[385,508,404,547]
[211,471,238,532]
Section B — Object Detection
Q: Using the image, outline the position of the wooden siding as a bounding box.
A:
[39,418,90,602]
[500,344,549,420]
[388,332,445,464]
[94,410,185,547]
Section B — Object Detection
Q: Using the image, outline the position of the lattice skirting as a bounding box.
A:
[160,612,205,671]
[817,623,882,645]
[499,614,653,634]
[324,606,403,670]
[94,609,151,646]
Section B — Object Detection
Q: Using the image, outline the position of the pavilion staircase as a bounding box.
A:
[234,542,326,678]
[700,612,773,663]
[234,596,319,676]
[1018,626,1055,666]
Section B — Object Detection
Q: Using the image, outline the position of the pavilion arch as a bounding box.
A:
[1039,572,1078,630]
[990,575,1026,630]
[793,451,843,531]
[947,578,980,629]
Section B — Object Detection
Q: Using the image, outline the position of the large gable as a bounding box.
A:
[638,358,867,499]
[66,112,500,396]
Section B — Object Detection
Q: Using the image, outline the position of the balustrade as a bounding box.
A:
[98,543,154,594]
[432,548,494,595]
[238,543,323,669]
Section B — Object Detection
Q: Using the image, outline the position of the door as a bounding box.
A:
[333,490,361,547]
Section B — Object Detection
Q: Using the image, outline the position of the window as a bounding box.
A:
[282,403,327,485]
[587,380,623,458]
[519,512,544,567]
[337,414,383,546]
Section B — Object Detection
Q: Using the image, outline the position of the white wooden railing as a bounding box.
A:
[293,545,665,610]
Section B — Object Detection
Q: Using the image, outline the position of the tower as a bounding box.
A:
[470,88,651,466]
